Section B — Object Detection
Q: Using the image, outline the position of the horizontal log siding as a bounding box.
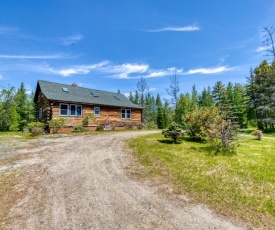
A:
[51,103,142,126]
[36,93,51,123]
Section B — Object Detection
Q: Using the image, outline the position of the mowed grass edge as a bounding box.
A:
[128,132,275,228]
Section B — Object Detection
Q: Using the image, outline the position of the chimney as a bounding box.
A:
[72,83,77,87]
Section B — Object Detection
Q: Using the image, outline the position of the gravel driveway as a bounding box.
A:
[2,131,245,229]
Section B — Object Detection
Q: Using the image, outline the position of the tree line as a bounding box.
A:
[129,59,275,133]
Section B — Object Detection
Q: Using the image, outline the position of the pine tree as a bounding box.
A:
[0,86,20,131]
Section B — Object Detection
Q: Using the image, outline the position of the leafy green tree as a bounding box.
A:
[0,86,20,131]
[175,93,193,125]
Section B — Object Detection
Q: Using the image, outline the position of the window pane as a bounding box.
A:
[77,105,82,116]
[70,105,76,116]
[127,110,131,119]
[60,104,68,116]
[121,109,126,119]
[94,107,100,115]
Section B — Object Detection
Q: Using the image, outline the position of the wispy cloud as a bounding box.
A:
[184,66,234,75]
[256,45,270,52]
[0,54,67,59]
[62,34,84,45]
[0,74,3,80]
[0,26,18,35]
[49,61,109,76]
[146,25,200,32]
[31,61,183,79]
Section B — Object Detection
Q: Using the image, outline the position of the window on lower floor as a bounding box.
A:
[121,109,131,119]
[94,107,100,115]
[38,108,42,119]
[59,103,82,116]
[70,105,82,116]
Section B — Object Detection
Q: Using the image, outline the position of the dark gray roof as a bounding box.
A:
[36,80,143,109]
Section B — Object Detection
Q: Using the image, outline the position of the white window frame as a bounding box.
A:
[121,109,132,120]
[59,103,82,117]
[70,105,82,117]
[94,107,100,116]
[59,103,69,116]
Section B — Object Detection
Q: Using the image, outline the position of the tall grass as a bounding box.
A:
[128,133,275,228]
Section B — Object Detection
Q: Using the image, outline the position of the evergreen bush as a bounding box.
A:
[162,122,184,143]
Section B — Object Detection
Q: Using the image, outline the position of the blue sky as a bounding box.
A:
[0,0,275,99]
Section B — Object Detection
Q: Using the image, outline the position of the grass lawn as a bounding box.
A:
[128,132,275,228]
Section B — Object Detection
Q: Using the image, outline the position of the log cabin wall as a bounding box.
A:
[36,93,51,123]
[51,102,142,126]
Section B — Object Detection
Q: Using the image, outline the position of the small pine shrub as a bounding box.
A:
[251,130,263,140]
[95,124,104,131]
[72,125,85,133]
[162,122,184,143]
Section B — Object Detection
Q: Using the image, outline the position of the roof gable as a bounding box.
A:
[35,80,143,109]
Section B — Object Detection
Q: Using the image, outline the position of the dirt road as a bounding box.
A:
[2,131,245,229]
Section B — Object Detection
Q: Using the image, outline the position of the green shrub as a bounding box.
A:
[72,125,85,133]
[30,126,45,136]
[49,118,67,134]
[28,121,45,129]
[95,124,104,131]
[28,122,45,136]
[82,114,95,126]
[162,122,184,143]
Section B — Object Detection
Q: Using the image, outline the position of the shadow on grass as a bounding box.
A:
[158,139,177,144]
[199,145,237,157]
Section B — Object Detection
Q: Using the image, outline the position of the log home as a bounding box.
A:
[34,80,143,130]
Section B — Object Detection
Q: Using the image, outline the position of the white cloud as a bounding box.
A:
[62,34,84,45]
[185,66,233,75]
[0,26,18,35]
[105,63,149,78]
[51,61,109,77]
[32,61,184,79]
[147,25,200,32]
[0,54,67,59]
[256,45,271,52]
[0,74,3,80]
